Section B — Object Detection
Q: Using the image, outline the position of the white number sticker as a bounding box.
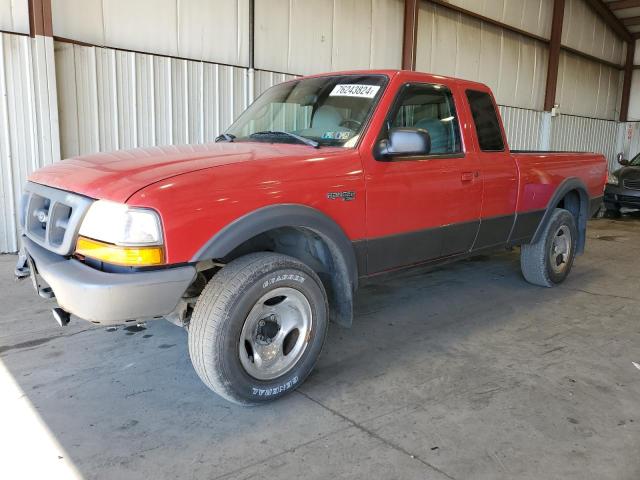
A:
[329,84,380,98]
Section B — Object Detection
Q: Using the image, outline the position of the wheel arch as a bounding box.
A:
[191,204,358,327]
[531,178,590,254]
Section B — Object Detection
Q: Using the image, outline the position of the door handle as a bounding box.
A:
[461,171,475,182]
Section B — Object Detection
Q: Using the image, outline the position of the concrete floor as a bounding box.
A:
[1,216,640,480]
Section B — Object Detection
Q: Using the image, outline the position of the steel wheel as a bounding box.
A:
[239,287,313,381]
[549,224,571,274]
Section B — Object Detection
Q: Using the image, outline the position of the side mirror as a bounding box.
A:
[617,153,629,166]
[376,128,431,159]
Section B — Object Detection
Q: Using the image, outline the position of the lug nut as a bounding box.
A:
[270,314,275,321]
[258,319,265,327]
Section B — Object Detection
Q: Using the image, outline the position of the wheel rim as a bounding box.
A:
[549,225,571,274]
[239,287,312,381]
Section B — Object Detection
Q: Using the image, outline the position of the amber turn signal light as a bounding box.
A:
[75,236,164,266]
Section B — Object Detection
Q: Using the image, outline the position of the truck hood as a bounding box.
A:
[29,142,338,202]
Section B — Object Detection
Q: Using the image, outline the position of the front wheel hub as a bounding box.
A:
[256,316,280,344]
[549,224,571,274]
[239,287,312,380]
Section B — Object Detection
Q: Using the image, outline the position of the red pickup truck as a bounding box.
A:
[16,70,606,404]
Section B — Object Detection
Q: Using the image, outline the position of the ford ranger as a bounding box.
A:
[15,70,607,405]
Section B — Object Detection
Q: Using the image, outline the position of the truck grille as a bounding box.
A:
[21,182,93,256]
[623,179,640,191]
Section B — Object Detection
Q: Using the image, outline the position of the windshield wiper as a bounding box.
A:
[249,131,319,148]
[215,133,235,142]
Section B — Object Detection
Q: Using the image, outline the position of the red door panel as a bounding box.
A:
[360,81,482,273]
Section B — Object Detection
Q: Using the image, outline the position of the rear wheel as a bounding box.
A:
[520,208,577,287]
[188,252,328,405]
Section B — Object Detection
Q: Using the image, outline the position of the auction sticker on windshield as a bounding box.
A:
[330,84,380,98]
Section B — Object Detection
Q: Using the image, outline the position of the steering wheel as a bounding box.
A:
[340,119,362,130]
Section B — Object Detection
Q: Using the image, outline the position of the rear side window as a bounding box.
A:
[466,90,504,151]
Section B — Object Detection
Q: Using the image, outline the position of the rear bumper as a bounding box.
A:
[20,236,196,325]
[604,185,640,209]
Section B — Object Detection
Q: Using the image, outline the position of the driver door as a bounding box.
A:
[362,82,483,273]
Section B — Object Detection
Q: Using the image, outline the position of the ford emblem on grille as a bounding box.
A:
[35,209,48,223]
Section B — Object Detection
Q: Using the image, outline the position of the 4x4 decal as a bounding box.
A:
[327,191,356,201]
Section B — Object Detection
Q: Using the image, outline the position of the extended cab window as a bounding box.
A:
[466,90,505,151]
[386,84,462,155]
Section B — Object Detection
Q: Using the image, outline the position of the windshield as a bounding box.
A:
[224,75,388,147]
[629,152,640,166]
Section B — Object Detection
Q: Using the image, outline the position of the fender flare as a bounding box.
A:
[531,177,590,254]
[191,203,359,291]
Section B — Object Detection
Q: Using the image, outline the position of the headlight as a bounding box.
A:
[607,174,619,186]
[75,200,164,266]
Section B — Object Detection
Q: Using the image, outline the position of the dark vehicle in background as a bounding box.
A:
[604,153,640,216]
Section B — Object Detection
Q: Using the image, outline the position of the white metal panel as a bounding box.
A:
[102,0,178,57]
[177,0,249,67]
[551,113,619,168]
[52,0,249,67]
[153,55,173,145]
[51,0,105,45]
[370,0,403,69]
[254,0,290,73]
[562,0,625,66]
[0,0,30,34]
[556,50,623,120]
[417,3,547,110]
[0,33,60,253]
[73,44,100,154]
[498,106,546,150]
[55,42,250,159]
[332,0,403,71]
[288,0,333,75]
[627,70,640,121]
[255,0,403,75]
[500,104,621,168]
[446,0,553,39]
[95,47,119,152]
[332,0,373,71]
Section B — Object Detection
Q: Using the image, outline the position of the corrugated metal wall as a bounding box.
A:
[556,51,623,119]
[0,33,60,253]
[54,42,295,159]
[254,0,404,74]
[51,0,249,67]
[444,0,554,38]
[550,114,620,170]
[416,2,548,110]
[499,105,621,168]
[499,106,546,150]
[562,0,626,66]
[0,0,30,34]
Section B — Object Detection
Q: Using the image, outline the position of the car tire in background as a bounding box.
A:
[520,208,577,287]
[188,252,328,405]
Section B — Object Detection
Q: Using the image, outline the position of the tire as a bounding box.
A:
[188,252,328,405]
[520,208,577,287]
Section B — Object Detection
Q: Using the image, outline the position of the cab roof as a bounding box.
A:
[300,69,491,92]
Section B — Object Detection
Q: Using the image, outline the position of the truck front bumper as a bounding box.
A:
[18,236,196,325]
